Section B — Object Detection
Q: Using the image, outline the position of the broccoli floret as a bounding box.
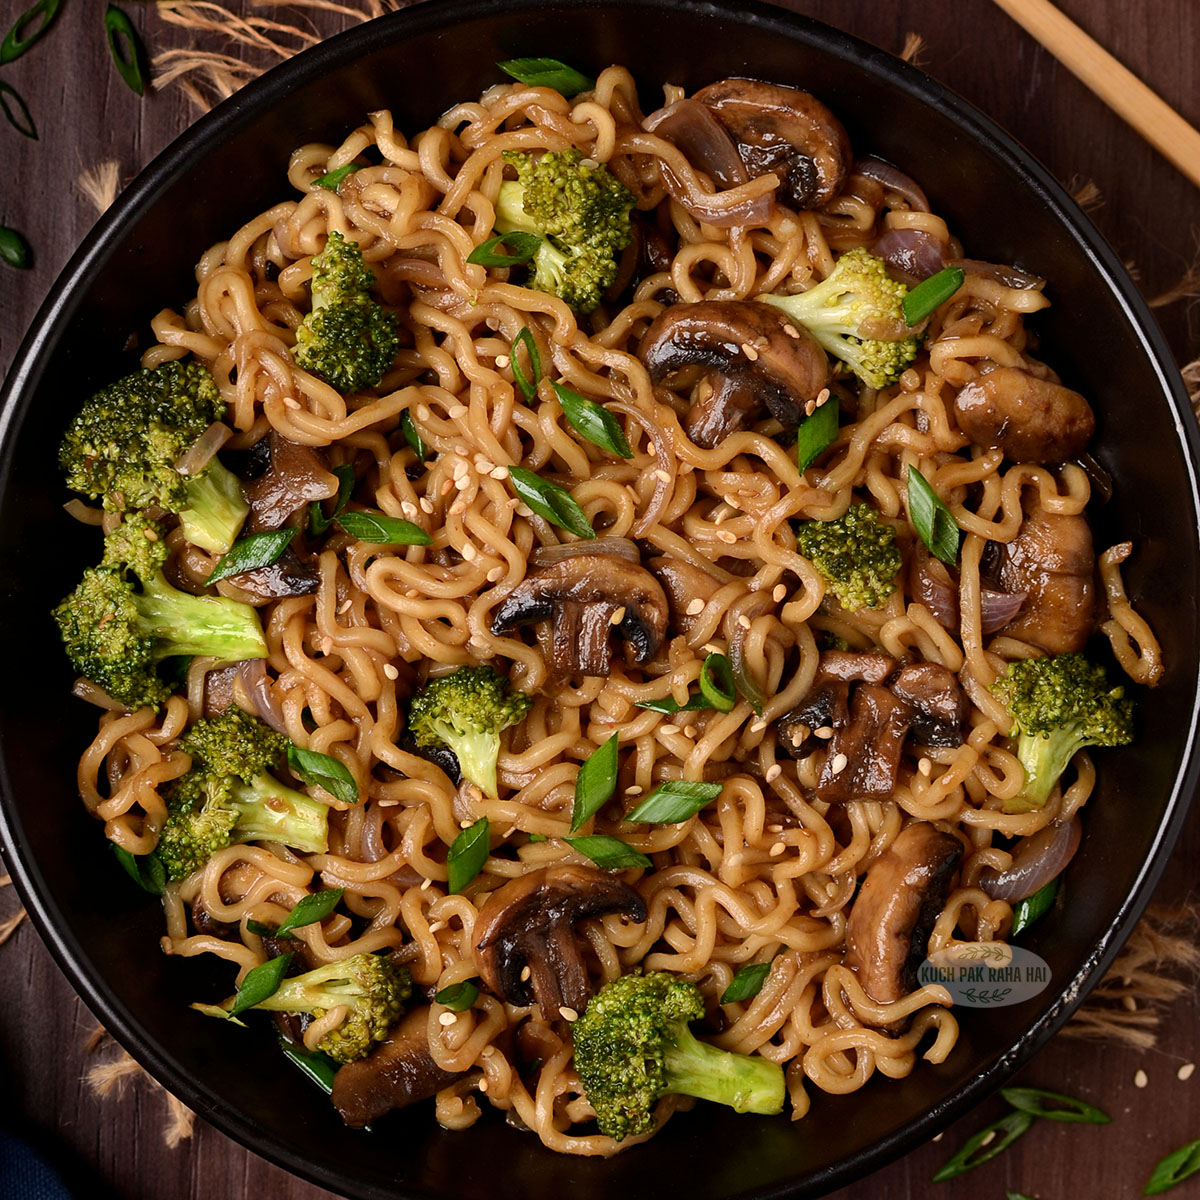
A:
[157,708,329,881]
[293,231,398,393]
[796,502,902,612]
[991,652,1134,813]
[54,517,268,711]
[493,149,636,314]
[572,971,786,1141]
[406,665,533,798]
[59,359,249,555]
[761,246,919,390]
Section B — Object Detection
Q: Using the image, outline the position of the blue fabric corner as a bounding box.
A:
[0,1128,75,1200]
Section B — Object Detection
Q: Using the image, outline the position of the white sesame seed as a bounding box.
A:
[814,726,834,739]
[683,724,697,738]
[383,663,399,680]
[405,588,420,598]
[610,606,627,625]
[428,921,446,934]
[460,819,472,829]
[143,528,159,542]
[462,543,477,561]
[338,598,353,614]
[284,396,301,410]
[454,444,469,456]
[772,584,787,603]
[439,1011,457,1026]
[830,752,849,775]
[625,785,643,796]
[417,405,431,420]
[486,565,505,582]
[378,799,400,807]
[766,764,782,783]
[478,1079,489,1093]
[1179,1063,1195,1081]
[559,1006,579,1022]
[767,824,783,833]
[932,1133,943,1143]
[1123,995,1138,1011]
[815,387,831,408]
[449,404,468,419]
[490,466,509,480]
[769,842,785,857]
[782,323,800,339]
[804,399,816,417]
[455,476,471,491]
[440,479,454,496]
[717,530,737,544]
[918,757,932,777]
[654,469,671,483]
[320,636,334,656]
[660,724,680,736]
[520,965,532,982]
[450,500,467,515]
[401,501,418,518]
[420,497,434,514]
[686,598,705,616]
[741,341,759,362]
[737,614,752,630]
[702,643,722,655]
[421,877,432,890]
[1135,1069,1149,1088]
[750,719,768,733]
[494,354,510,369]
[980,1130,996,1147]
[476,458,495,474]
[453,460,469,479]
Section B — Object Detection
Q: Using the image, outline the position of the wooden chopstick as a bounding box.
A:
[990,0,1200,192]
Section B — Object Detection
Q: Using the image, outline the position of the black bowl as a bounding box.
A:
[2,1,1198,1197]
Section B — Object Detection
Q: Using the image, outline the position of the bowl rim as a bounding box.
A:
[2,0,1199,1195]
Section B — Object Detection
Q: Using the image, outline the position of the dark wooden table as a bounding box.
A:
[2,1,1198,1197]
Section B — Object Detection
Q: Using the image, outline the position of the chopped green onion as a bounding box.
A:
[569,733,618,832]
[313,164,360,192]
[636,693,708,714]
[104,5,147,97]
[273,888,346,938]
[563,834,651,870]
[698,652,736,713]
[552,381,633,458]
[110,844,165,895]
[796,394,839,472]
[286,744,360,805]
[435,980,480,1011]
[931,1110,1034,1182]
[907,465,960,566]
[0,81,36,139]
[467,231,541,267]
[447,817,490,893]
[626,780,723,824]
[400,409,427,461]
[309,464,355,536]
[506,465,596,539]
[279,1038,339,1094]
[0,225,30,268]
[1145,1137,1200,1195]
[496,57,593,96]
[336,510,433,545]
[903,266,965,326]
[527,833,548,843]
[229,953,293,1018]
[999,1086,1109,1124]
[207,528,296,584]
[1,0,62,65]
[1011,877,1059,937]
[510,327,541,401]
[720,962,771,1004]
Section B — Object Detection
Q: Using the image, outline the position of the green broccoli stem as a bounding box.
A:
[663,1024,786,1116]
[494,182,535,237]
[431,719,501,797]
[229,774,329,854]
[178,458,250,555]
[137,574,268,663]
[1009,730,1081,814]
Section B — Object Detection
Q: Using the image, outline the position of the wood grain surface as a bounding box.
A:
[1,2,1199,1198]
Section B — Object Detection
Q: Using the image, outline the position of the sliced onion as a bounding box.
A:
[946,258,1045,290]
[912,547,1026,633]
[63,498,105,526]
[979,586,1027,633]
[236,658,287,734]
[728,629,768,713]
[643,99,749,189]
[854,157,930,212]
[871,227,947,282]
[531,536,640,567]
[980,818,1081,902]
[175,421,232,477]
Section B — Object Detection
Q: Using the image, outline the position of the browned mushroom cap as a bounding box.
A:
[224,547,320,598]
[331,1007,465,1127]
[648,555,722,632]
[489,553,669,677]
[817,683,913,804]
[890,663,968,748]
[473,865,647,1017]
[844,823,963,1005]
[693,79,853,209]
[953,366,1095,463]
[241,431,339,534]
[638,300,829,449]
[996,500,1095,653]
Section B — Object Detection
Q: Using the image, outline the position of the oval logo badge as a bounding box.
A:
[917,942,1051,1007]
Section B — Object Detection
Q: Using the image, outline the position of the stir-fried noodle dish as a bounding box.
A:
[55,64,1163,1153]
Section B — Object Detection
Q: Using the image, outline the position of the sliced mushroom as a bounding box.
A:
[241,431,339,534]
[817,683,913,804]
[648,555,722,632]
[331,1007,465,1127]
[693,79,853,209]
[638,300,829,448]
[844,823,963,1005]
[996,500,1095,653]
[953,366,1095,463]
[489,553,668,677]
[225,547,320,598]
[473,865,647,1018]
[890,663,968,748]
[814,650,896,685]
